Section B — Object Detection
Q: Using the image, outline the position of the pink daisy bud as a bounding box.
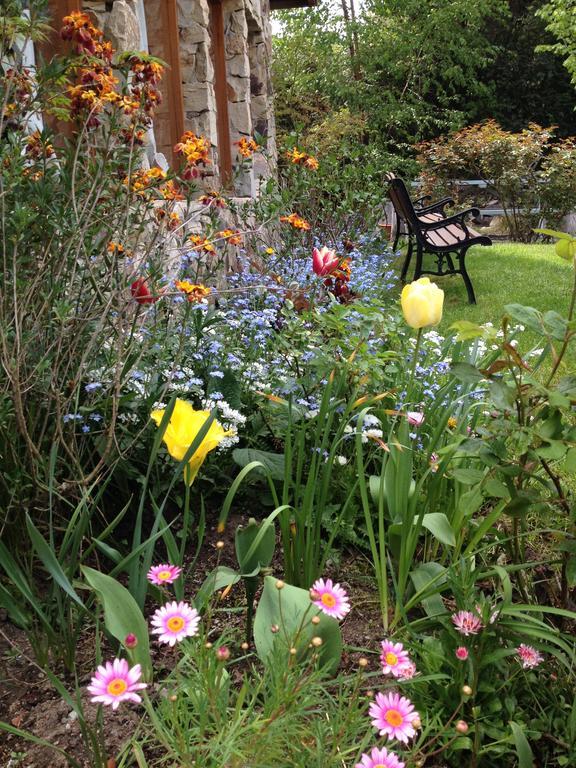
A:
[87,658,147,710]
[516,644,543,669]
[406,411,425,428]
[398,661,417,680]
[355,745,406,768]
[310,577,350,620]
[150,601,200,646]
[369,691,420,743]
[456,720,469,733]
[380,640,412,678]
[216,645,230,661]
[451,610,483,636]
[455,646,469,661]
[124,633,138,649]
[147,563,182,586]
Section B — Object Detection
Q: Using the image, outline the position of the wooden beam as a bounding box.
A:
[270,0,318,10]
[43,0,82,58]
[209,0,233,189]
[143,0,185,165]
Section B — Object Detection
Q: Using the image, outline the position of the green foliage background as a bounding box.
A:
[272,0,575,166]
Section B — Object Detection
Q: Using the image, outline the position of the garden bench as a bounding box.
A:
[385,172,455,253]
[388,176,492,304]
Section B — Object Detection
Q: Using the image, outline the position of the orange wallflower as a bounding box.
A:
[124,167,167,195]
[285,147,319,171]
[189,234,216,254]
[175,132,211,179]
[25,131,55,159]
[155,209,182,230]
[160,180,185,201]
[107,242,126,255]
[280,213,311,231]
[216,229,243,246]
[175,281,211,302]
[236,137,259,158]
[199,190,227,208]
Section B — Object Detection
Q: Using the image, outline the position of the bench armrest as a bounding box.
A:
[418,196,455,213]
[421,208,480,231]
[413,194,432,208]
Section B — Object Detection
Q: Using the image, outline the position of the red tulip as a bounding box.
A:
[130,278,158,304]
[312,246,339,277]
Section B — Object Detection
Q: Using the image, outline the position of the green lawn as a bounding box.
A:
[396,241,575,368]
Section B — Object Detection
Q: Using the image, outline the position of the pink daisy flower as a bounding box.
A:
[452,610,483,636]
[147,563,182,585]
[516,644,543,669]
[151,600,200,646]
[455,646,469,661]
[380,640,412,678]
[310,578,350,620]
[87,658,146,710]
[355,745,406,768]
[406,411,425,427]
[369,691,420,743]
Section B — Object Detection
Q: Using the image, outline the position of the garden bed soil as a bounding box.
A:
[0,513,383,767]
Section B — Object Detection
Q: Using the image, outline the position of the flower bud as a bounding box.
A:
[456,720,469,734]
[124,633,138,649]
[270,624,279,634]
[216,540,225,550]
[205,641,213,649]
[216,645,230,662]
[276,580,285,590]
[358,657,368,668]
[462,685,473,696]
[311,636,323,647]
[289,647,297,655]
[240,642,249,651]
[412,717,422,729]
[311,615,321,625]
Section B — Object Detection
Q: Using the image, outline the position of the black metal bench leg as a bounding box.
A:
[400,237,413,283]
[414,243,423,280]
[392,212,401,252]
[458,247,476,304]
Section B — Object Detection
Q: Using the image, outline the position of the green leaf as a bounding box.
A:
[409,562,447,617]
[254,576,342,672]
[543,311,568,341]
[449,321,494,341]
[451,468,485,485]
[533,228,573,240]
[565,448,576,474]
[195,566,241,609]
[235,518,275,574]
[510,721,533,768]
[82,566,152,679]
[232,448,285,480]
[25,515,85,608]
[450,362,486,383]
[536,441,567,461]
[504,304,544,335]
[484,478,509,499]
[419,513,455,547]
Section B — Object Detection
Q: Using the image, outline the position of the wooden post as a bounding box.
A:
[143,0,185,165]
[43,0,82,58]
[209,0,233,189]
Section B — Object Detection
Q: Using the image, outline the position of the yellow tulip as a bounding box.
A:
[401,277,444,329]
[151,399,233,485]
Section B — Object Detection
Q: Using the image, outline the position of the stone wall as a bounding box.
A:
[78,0,277,196]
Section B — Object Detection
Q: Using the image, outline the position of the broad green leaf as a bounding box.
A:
[510,721,533,768]
[451,467,485,485]
[82,566,152,679]
[565,448,576,474]
[195,566,242,609]
[232,448,285,480]
[504,304,544,335]
[235,518,275,574]
[254,576,342,672]
[484,478,509,499]
[409,562,447,616]
[543,311,568,341]
[419,513,455,547]
[450,361,486,383]
[449,321,493,341]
